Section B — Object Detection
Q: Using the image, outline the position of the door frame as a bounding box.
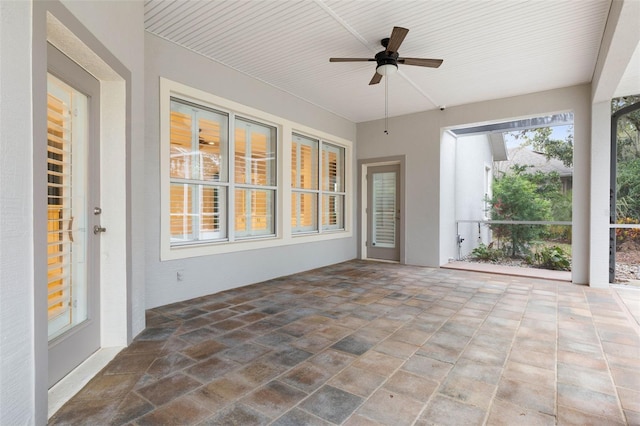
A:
[46,44,102,387]
[33,2,133,421]
[358,156,405,263]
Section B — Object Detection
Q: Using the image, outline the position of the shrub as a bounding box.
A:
[528,245,571,271]
[488,169,551,257]
[470,243,502,262]
[616,217,640,245]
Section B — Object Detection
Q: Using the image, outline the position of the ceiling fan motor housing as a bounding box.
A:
[375,50,399,68]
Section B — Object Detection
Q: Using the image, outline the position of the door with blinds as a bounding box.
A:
[367,165,400,261]
[47,44,101,387]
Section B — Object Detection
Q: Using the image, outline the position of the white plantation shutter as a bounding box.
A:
[169,100,228,243]
[292,134,319,233]
[321,143,345,230]
[372,172,396,248]
[47,90,73,325]
[234,118,276,237]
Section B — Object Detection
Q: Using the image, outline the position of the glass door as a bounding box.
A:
[367,164,400,261]
[47,44,101,387]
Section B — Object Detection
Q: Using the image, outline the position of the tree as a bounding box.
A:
[616,158,640,220]
[512,127,574,167]
[526,170,571,222]
[488,167,551,257]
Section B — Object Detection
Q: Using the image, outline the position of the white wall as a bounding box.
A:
[454,134,493,259]
[357,112,444,266]
[0,2,36,424]
[440,131,457,263]
[357,84,591,285]
[0,1,145,423]
[144,34,357,309]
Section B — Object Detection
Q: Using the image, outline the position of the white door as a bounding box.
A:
[47,44,102,387]
[366,164,400,261]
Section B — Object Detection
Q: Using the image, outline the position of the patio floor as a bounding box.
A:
[49,260,640,425]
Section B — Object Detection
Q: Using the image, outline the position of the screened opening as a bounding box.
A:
[610,96,640,284]
[451,114,574,276]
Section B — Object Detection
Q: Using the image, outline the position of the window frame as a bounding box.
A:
[291,133,347,235]
[291,133,319,234]
[169,99,229,244]
[160,78,353,260]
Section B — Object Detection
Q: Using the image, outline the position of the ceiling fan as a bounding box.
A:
[330,26,443,85]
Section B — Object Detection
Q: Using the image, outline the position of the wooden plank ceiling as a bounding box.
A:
[145,0,613,123]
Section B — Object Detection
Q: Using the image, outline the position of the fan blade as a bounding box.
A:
[369,72,382,85]
[386,27,409,53]
[398,57,443,68]
[330,58,375,62]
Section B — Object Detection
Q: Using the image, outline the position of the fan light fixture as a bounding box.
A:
[376,63,398,76]
[329,26,444,134]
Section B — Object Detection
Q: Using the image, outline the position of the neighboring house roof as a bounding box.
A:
[495,146,573,177]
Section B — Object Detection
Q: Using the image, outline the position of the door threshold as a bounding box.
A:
[364,257,400,264]
[48,346,124,419]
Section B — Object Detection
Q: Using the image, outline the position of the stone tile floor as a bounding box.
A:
[49,260,640,425]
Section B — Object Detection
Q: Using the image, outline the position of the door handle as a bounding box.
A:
[68,216,74,242]
[93,225,106,235]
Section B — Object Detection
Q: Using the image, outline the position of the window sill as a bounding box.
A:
[162,229,352,260]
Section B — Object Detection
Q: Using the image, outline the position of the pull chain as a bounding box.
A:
[384,75,389,134]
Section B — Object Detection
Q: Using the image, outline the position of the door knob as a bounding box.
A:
[93,225,106,235]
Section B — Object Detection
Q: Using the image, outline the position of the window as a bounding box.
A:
[161,78,352,260]
[291,134,345,234]
[169,99,277,245]
[234,118,276,238]
[322,143,345,230]
[170,99,228,244]
[291,134,318,233]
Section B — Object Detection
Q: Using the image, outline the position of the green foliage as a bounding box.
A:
[470,243,502,261]
[616,217,640,245]
[525,170,572,222]
[488,167,552,257]
[616,158,640,221]
[528,245,571,271]
[613,96,640,221]
[613,95,640,165]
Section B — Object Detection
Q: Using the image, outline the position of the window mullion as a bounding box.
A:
[228,113,236,242]
[318,141,323,234]
[191,109,201,240]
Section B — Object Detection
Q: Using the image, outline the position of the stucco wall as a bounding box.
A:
[0,1,146,423]
[0,2,36,424]
[357,84,591,285]
[144,34,357,309]
[455,134,493,259]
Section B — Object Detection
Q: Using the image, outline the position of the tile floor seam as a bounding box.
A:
[412,284,504,426]
[49,261,640,426]
[611,286,640,336]
[267,286,455,425]
[481,282,538,425]
[265,313,419,424]
[586,289,633,425]
[342,346,423,425]
[228,305,382,424]
[553,282,560,426]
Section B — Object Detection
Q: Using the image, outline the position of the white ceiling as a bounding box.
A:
[145,0,631,123]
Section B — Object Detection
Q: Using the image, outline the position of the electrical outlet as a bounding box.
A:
[177,271,183,282]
